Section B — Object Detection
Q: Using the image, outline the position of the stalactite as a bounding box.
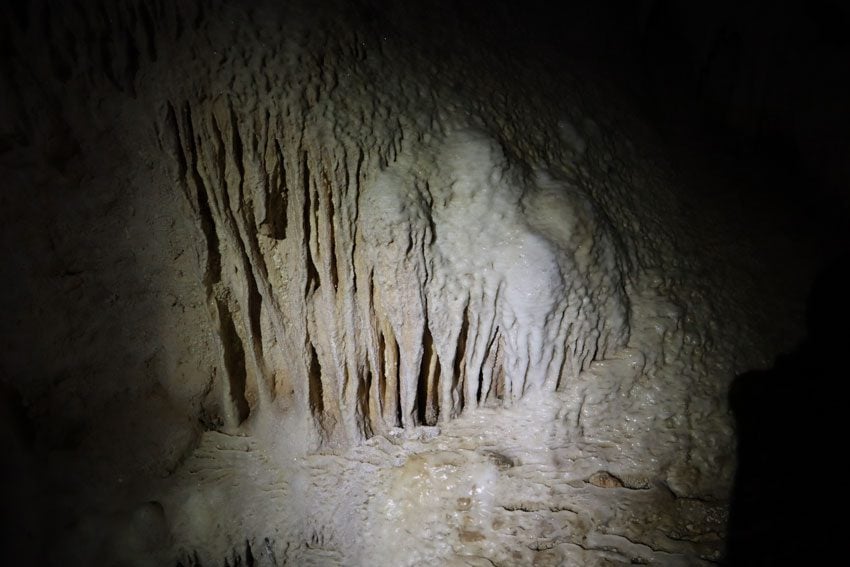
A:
[5,0,634,446]
[162,101,629,445]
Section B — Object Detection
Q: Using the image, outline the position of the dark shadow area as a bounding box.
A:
[727,245,849,565]
[0,379,43,565]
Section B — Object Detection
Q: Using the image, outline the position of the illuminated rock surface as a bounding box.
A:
[0,1,826,565]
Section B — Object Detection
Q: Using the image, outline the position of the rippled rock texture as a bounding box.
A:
[0,1,812,565]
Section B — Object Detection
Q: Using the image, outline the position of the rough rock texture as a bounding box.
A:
[0,1,816,565]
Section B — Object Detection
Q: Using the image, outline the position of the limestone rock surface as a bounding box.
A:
[0,1,814,565]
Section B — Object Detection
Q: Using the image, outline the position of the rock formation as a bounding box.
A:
[0,0,822,564]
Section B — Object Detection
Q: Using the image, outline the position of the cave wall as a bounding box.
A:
[1,0,661,446]
[0,0,815,564]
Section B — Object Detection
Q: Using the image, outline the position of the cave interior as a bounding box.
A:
[1,0,848,565]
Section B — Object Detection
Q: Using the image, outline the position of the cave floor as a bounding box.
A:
[150,386,725,566]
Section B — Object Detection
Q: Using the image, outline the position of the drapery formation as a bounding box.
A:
[3,0,741,453]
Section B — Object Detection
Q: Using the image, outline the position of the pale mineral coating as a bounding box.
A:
[0,1,813,565]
